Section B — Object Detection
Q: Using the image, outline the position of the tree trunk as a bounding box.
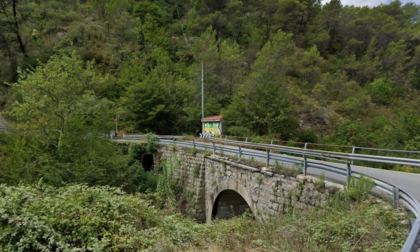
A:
[12,0,28,58]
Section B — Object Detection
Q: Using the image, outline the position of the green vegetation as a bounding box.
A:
[0,0,419,150]
[146,133,159,152]
[219,145,225,156]
[0,0,414,250]
[315,172,326,191]
[0,182,406,251]
[188,147,198,156]
[194,163,201,178]
[204,147,213,156]
[344,174,375,202]
[275,160,301,177]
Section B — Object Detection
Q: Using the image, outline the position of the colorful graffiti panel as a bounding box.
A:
[204,122,221,137]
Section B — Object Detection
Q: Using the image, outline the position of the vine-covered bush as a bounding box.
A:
[0,184,163,251]
[0,181,407,252]
[146,133,159,153]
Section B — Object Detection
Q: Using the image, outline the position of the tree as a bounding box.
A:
[3,51,122,186]
[223,31,299,137]
[0,0,28,58]
[120,68,185,134]
[306,0,343,56]
[9,52,111,146]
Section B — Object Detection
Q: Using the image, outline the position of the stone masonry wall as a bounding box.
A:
[157,146,344,223]
[203,155,343,221]
[157,145,207,223]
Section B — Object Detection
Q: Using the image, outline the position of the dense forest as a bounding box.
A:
[1,0,420,146]
[1,0,420,185]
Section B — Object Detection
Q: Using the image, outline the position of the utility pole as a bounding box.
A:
[201,61,204,119]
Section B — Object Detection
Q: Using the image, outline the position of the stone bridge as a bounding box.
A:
[155,145,342,223]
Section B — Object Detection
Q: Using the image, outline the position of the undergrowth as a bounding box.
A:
[0,184,407,252]
[344,174,375,202]
[0,159,407,251]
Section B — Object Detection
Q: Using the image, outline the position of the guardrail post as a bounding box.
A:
[238,145,242,159]
[245,137,248,143]
[393,186,400,209]
[193,139,195,148]
[346,161,352,182]
[303,154,307,176]
[266,149,270,167]
[212,142,216,154]
[351,146,356,165]
[304,142,307,150]
[225,135,227,142]
[271,140,273,145]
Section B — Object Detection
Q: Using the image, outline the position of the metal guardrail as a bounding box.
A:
[120,135,420,252]
[121,134,186,140]
[207,138,420,168]
[220,134,420,155]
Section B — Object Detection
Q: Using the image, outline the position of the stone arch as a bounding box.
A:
[206,180,259,222]
[142,153,154,171]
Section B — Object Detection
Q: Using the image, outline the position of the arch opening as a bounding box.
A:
[212,190,251,220]
[142,153,154,171]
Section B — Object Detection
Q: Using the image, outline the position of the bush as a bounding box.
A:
[146,133,159,153]
[128,143,146,164]
[227,126,250,137]
[0,184,161,251]
[0,180,406,252]
[250,136,264,143]
[368,78,394,105]
[315,172,325,191]
[344,174,375,202]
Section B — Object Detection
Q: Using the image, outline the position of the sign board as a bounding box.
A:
[201,115,223,137]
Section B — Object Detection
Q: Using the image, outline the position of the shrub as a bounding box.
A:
[146,133,159,152]
[315,172,325,191]
[128,143,146,165]
[227,126,250,137]
[344,174,375,202]
[188,147,197,156]
[156,156,179,200]
[368,77,394,105]
[204,147,212,156]
[0,184,161,251]
[251,136,264,143]
[0,180,405,252]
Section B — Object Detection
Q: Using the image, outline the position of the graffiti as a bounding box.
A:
[204,122,221,137]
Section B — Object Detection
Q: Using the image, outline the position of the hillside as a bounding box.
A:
[1,0,420,150]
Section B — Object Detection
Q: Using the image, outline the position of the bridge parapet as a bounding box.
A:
[157,146,343,223]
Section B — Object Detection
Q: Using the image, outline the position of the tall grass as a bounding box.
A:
[176,196,406,252]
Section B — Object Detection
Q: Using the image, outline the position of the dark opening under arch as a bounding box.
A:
[142,153,154,171]
[212,190,251,220]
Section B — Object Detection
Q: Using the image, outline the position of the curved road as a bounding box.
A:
[158,139,420,203]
